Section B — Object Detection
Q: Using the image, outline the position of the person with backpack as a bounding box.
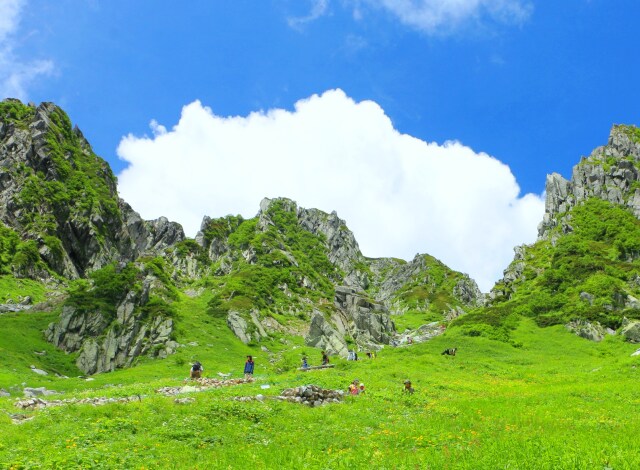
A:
[403,379,415,394]
[244,355,255,379]
[321,351,330,366]
[190,361,203,379]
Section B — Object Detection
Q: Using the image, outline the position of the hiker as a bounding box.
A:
[354,351,358,361]
[301,356,309,369]
[359,383,365,394]
[347,350,356,361]
[403,380,414,394]
[321,351,329,366]
[244,355,255,379]
[348,379,360,395]
[190,361,203,379]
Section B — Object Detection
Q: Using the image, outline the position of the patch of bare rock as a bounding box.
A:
[234,384,344,407]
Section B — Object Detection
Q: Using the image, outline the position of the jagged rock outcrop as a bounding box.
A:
[4,99,485,373]
[0,99,185,279]
[226,310,269,344]
[333,286,394,344]
[539,125,640,239]
[196,197,483,351]
[621,318,640,343]
[46,273,177,374]
[305,286,394,355]
[296,204,367,290]
[493,125,640,302]
[565,319,613,342]
[256,197,369,289]
[306,311,350,356]
[369,254,484,314]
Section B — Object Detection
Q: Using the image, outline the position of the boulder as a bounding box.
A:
[565,319,607,342]
[29,365,48,375]
[621,319,640,343]
[23,387,57,397]
[305,311,349,356]
[227,311,250,344]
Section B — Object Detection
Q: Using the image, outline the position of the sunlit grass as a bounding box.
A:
[2,309,640,468]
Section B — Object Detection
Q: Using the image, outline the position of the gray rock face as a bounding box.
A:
[119,200,185,262]
[621,318,640,343]
[494,125,640,299]
[0,99,185,280]
[565,319,608,342]
[334,286,394,345]
[256,197,368,290]
[23,387,57,397]
[46,277,176,375]
[296,205,367,290]
[29,365,48,375]
[539,125,640,239]
[305,310,350,356]
[304,286,395,355]
[213,197,481,350]
[227,311,251,344]
[0,302,32,313]
[370,254,484,316]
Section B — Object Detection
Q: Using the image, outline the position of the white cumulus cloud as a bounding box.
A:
[117,89,544,292]
[0,0,54,100]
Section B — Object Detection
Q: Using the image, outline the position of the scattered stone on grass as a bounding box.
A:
[23,387,57,397]
[233,384,344,407]
[174,397,196,404]
[156,377,254,396]
[6,412,35,424]
[29,365,48,375]
[15,394,144,410]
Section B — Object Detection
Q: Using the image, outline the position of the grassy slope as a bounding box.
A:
[1,303,640,469]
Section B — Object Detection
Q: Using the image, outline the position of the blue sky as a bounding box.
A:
[2,0,639,290]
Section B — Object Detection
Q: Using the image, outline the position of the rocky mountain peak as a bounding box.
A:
[257,197,367,289]
[538,124,640,240]
[492,124,640,310]
[0,99,184,279]
[605,124,640,160]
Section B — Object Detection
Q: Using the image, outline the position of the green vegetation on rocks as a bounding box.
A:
[2,310,640,469]
[17,104,120,239]
[204,200,337,321]
[459,199,640,341]
[4,105,640,466]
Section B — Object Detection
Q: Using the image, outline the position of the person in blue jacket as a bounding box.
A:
[244,355,255,379]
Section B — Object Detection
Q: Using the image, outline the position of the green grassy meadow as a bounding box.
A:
[2,297,640,469]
